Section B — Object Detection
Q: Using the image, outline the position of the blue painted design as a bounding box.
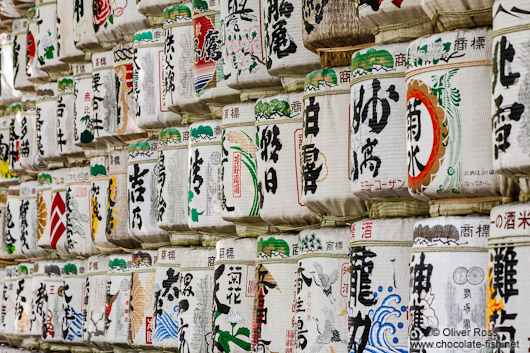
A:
[350,294,408,353]
[66,307,84,341]
[153,310,179,343]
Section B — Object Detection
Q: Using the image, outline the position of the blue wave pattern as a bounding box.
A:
[65,307,84,341]
[350,291,408,353]
[154,308,179,343]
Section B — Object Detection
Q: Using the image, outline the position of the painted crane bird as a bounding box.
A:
[309,307,347,353]
[310,262,339,304]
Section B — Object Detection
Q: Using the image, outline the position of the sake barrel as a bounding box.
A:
[17,97,47,173]
[192,1,240,105]
[421,0,493,33]
[36,82,63,162]
[222,102,263,225]
[2,265,18,338]
[57,76,84,158]
[0,194,8,261]
[0,33,22,105]
[133,27,181,129]
[114,0,149,37]
[188,120,235,234]
[35,0,68,73]
[128,139,169,247]
[37,171,54,250]
[157,127,196,235]
[106,253,133,347]
[13,19,34,91]
[406,28,500,201]
[28,261,46,337]
[490,1,530,176]
[253,234,298,353]
[177,247,216,352]
[409,216,488,349]
[356,0,432,44]
[137,0,176,19]
[72,0,106,51]
[0,268,5,339]
[488,202,530,350]
[348,218,415,352]
[56,0,85,63]
[128,250,158,348]
[263,0,320,79]
[51,168,69,257]
[92,51,121,145]
[220,0,281,90]
[8,103,22,174]
[301,0,373,52]
[26,8,49,84]
[90,153,117,251]
[0,0,20,24]
[302,67,367,223]
[61,259,87,345]
[107,147,142,249]
[213,238,256,353]
[0,114,18,184]
[93,0,122,47]
[18,180,46,258]
[350,43,410,199]
[113,42,146,142]
[5,186,24,258]
[163,4,209,114]
[14,263,34,336]
[83,255,111,351]
[152,246,186,348]
[73,63,96,148]
[256,92,320,228]
[41,261,64,343]
[65,162,98,257]
[296,228,350,353]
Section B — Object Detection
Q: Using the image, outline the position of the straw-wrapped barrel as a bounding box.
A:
[302,67,367,224]
[35,0,68,73]
[128,250,158,348]
[12,19,33,91]
[213,238,256,353]
[296,228,350,353]
[253,234,298,352]
[105,253,134,347]
[56,0,86,63]
[128,139,170,247]
[73,63,96,148]
[113,42,146,142]
[421,0,493,33]
[406,27,500,201]
[348,218,415,352]
[133,27,181,129]
[163,3,209,114]
[356,0,432,44]
[409,216,488,348]
[177,247,216,352]
[61,259,87,345]
[301,0,373,52]
[157,127,200,244]
[152,246,186,348]
[92,51,121,145]
[350,42,410,199]
[57,76,84,158]
[107,147,142,249]
[256,92,320,228]
[188,120,235,234]
[36,82,63,163]
[65,162,98,257]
